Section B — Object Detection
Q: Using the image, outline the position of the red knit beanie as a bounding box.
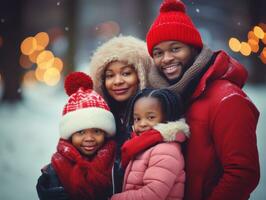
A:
[146,0,203,56]
[59,72,116,139]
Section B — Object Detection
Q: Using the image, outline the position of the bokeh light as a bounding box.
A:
[21,37,37,55]
[248,39,259,53]
[35,66,46,82]
[253,26,265,39]
[35,32,49,51]
[43,68,60,86]
[248,31,259,42]
[260,47,266,64]
[229,37,241,52]
[262,35,266,45]
[52,57,63,72]
[19,55,33,69]
[240,42,251,56]
[36,50,54,69]
[29,50,42,63]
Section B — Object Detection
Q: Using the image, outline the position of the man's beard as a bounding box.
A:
[167,55,197,85]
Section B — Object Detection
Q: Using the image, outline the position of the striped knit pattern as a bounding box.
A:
[63,88,110,115]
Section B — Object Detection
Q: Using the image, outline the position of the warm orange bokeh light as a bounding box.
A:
[248,31,259,42]
[35,66,46,82]
[253,26,265,39]
[35,32,49,51]
[29,50,42,63]
[21,37,37,55]
[43,68,60,86]
[36,50,54,69]
[240,42,251,56]
[229,37,241,52]
[19,55,33,69]
[248,39,259,53]
[262,35,266,45]
[53,57,64,72]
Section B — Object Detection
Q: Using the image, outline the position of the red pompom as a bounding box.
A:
[64,72,93,96]
[160,0,186,13]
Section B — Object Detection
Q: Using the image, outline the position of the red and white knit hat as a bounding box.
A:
[59,72,116,139]
[146,0,203,56]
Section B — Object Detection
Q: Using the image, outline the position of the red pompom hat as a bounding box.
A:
[146,0,203,56]
[59,72,116,139]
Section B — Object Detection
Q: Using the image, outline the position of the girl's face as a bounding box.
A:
[72,128,105,156]
[133,97,165,134]
[104,61,139,102]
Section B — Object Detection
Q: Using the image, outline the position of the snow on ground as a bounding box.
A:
[0,83,265,200]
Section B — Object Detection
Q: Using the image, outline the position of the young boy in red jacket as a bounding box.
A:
[36,72,116,200]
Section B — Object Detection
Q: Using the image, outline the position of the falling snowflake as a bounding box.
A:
[191,1,194,5]
[237,22,241,26]
[95,27,99,31]
[57,1,61,6]
[65,26,69,31]
[138,21,142,25]
[1,18,5,23]
[196,8,200,13]
[17,88,22,93]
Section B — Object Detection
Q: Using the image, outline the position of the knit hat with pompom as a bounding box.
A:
[146,0,203,56]
[59,72,116,139]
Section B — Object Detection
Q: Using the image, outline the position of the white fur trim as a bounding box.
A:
[59,107,116,139]
[153,118,190,142]
[88,35,153,98]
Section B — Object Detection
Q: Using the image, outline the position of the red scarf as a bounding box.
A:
[121,129,163,169]
[52,139,116,200]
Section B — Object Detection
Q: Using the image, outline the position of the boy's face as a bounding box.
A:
[72,128,105,156]
[133,97,165,134]
[152,41,198,83]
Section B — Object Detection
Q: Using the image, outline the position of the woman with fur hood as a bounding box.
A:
[89,35,153,193]
[89,35,188,194]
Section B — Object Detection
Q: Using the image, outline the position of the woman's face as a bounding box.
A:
[104,61,139,102]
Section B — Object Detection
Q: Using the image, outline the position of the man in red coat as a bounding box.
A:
[146,0,260,200]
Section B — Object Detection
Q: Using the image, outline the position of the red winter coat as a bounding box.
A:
[51,139,116,200]
[185,51,260,200]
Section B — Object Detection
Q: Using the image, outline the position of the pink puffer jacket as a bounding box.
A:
[111,120,189,200]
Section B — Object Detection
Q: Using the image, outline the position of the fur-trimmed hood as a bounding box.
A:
[154,118,190,142]
[88,35,154,99]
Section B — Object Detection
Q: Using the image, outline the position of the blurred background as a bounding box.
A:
[0,0,265,199]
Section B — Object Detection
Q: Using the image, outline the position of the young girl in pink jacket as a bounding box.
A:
[111,88,190,200]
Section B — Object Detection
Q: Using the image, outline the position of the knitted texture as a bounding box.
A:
[146,0,203,56]
[60,72,116,139]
